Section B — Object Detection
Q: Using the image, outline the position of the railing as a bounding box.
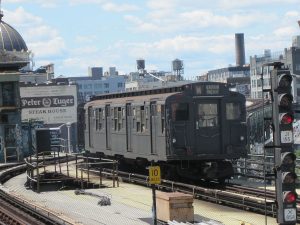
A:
[233,155,300,180]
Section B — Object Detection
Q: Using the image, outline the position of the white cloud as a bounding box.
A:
[70,46,99,55]
[68,0,105,6]
[179,10,272,28]
[5,0,59,8]
[102,3,139,12]
[285,11,300,18]
[126,10,275,34]
[273,26,298,37]
[25,25,59,41]
[146,0,178,10]
[75,35,97,43]
[28,37,65,57]
[218,0,299,9]
[3,7,43,27]
[3,7,66,58]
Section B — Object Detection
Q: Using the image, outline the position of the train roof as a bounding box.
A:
[89,81,230,101]
[85,82,242,109]
[85,92,177,109]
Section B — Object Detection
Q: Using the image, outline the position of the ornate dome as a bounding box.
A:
[0,15,28,52]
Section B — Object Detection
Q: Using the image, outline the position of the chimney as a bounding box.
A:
[235,33,246,66]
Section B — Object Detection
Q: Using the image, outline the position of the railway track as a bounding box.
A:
[83,167,299,222]
[1,159,298,224]
[0,163,74,225]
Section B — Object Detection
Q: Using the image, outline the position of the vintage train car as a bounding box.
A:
[84,82,247,181]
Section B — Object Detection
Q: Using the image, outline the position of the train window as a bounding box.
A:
[114,108,118,131]
[145,106,149,130]
[226,103,241,120]
[161,105,165,133]
[95,109,99,130]
[122,108,125,129]
[95,108,103,130]
[99,109,103,130]
[197,104,218,127]
[136,107,141,132]
[118,107,122,130]
[171,103,189,121]
[141,106,145,132]
[151,104,157,116]
[133,108,136,116]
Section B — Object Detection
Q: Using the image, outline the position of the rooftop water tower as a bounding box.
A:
[172,59,184,81]
[137,59,145,76]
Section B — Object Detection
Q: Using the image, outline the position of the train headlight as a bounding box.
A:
[172,138,176,143]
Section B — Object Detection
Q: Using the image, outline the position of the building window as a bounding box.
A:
[2,83,15,106]
[118,83,123,88]
[104,83,109,88]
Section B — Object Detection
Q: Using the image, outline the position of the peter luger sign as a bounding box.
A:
[20,85,77,124]
[21,96,74,108]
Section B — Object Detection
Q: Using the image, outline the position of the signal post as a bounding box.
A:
[270,62,298,225]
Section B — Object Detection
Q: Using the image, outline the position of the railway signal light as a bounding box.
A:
[270,62,298,224]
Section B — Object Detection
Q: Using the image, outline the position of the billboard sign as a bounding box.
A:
[20,85,77,124]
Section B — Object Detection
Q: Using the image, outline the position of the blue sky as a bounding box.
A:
[2,0,300,78]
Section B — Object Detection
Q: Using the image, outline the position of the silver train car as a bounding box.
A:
[84,82,247,181]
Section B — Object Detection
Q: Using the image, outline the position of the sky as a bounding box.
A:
[2,0,300,79]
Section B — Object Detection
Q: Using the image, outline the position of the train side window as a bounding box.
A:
[99,108,103,130]
[122,108,125,130]
[161,105,165,133]
[171,103,189,121]
[145,106,149,130]
[136,107,141,132]
[96,108,103,130]
[226,103,241,120]
[141,106,145,132]
[118,107,122,131]
[114,107,118,131]
[197,103,218,127]
[95,109,99,130]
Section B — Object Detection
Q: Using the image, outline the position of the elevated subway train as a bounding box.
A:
[84,82,247,181]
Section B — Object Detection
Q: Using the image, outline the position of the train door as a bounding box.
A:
[195,100,221,154]
[105,105,111,149]
[150,102,157,154]
[126,103,133,152]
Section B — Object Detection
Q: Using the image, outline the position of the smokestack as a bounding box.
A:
[235,33,246,66]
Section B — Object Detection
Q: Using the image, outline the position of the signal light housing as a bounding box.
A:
[278,73,293,88]
[280,113,294,125]
[282,172,297,184]
[283,191,298,204]
[281,152,296,166]
[278,93,293,109]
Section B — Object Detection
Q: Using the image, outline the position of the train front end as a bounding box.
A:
[165,82,247,181]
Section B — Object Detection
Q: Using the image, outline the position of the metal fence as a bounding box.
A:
[233,154,300,180]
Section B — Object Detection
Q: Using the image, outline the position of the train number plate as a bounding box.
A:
[281,131,293,143]
[284,208,296,221]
